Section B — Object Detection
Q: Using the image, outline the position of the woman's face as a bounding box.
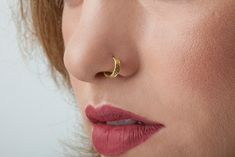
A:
[62,0,235,157]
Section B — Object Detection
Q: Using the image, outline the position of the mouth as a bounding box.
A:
[85,104,165,156]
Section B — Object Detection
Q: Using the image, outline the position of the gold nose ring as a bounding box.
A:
[103,56,121,78]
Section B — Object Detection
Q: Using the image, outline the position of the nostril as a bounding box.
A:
[95,71,123,79]
[95,72,107,79]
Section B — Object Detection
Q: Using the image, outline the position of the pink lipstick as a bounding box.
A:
[85,104,165,156]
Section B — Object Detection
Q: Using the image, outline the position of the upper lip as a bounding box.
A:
[85,104,163,125]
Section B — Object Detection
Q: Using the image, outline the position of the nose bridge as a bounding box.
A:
[64,0,139,82]
[80,0,133,41]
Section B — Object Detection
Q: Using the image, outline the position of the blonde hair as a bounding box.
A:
[16,0,70,89]
[13,0,100,156]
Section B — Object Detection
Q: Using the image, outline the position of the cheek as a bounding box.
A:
[171,7,235,152]
[160,6,235,124]
[61,12,70,46]
[62,6,82,47]
[144,6,235,155]
[175,11,235,104]
[141,3,235,121]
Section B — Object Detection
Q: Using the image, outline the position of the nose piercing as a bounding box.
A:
[103,56,121,78]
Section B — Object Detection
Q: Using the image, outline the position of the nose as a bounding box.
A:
[63,1,140,82]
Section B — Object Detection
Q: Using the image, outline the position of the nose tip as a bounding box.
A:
[64,46,139,82]
[62,1,140,83]
[63,46,117,82]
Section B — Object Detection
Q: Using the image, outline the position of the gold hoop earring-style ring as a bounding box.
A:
[103,57,121,78]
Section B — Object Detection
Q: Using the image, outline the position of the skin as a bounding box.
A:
[62,0,235,156]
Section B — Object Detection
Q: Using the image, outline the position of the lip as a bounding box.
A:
[85,104,165,156]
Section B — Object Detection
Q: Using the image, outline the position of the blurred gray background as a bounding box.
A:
[0,0,79,157]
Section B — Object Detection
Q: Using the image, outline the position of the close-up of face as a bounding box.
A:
[61,0,235,157]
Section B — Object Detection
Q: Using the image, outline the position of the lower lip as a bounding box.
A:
[92,123,164,156]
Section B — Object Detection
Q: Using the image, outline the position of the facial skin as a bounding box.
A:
[62,0,235,156]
